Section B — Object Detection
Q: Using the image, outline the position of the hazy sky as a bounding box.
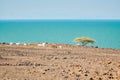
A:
[0,0,120,20]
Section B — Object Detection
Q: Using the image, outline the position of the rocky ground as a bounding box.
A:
[0,44,120,80]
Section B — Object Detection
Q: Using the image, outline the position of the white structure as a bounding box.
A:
[76,43,80,45]
[16,43,20,45]
[23,43,27,46]
[38,43,46,47]
[9,42,13,45]
[58,46,62,49]
[42,43,46,47]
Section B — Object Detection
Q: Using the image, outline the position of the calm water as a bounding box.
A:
[0,20,120,49]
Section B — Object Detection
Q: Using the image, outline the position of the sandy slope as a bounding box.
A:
[0,44,120,80]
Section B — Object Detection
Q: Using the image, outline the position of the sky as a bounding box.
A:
[0,0,120,20]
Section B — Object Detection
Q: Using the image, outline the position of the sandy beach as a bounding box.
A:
[0,44,120,80]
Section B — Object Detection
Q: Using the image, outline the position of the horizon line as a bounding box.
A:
[0,19,120,21]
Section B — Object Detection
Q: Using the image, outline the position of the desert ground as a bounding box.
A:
[0,44,120,80]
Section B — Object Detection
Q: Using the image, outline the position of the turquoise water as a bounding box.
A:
[0,20,120,49]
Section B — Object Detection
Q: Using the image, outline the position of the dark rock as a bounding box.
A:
[108,62,112,64]
[42,72,45,74]
[84,74,88,76]
[76,74,81,77]
[90,78,94,80]
[64,76,68,78]
[99,77,102,80]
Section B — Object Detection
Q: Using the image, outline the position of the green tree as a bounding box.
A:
[74,37,95,46]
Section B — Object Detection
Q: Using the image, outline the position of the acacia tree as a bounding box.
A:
[74,37,95,46]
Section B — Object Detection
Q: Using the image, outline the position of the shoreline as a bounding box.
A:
[0,43,119,50]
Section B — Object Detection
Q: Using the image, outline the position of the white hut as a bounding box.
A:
[9,42,13,45]
[16,43,20,46]
[38,43,46,47]
[23,43,27,46]
[42,43,46,47]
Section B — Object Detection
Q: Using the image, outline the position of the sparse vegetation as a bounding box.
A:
[74,37,95,46]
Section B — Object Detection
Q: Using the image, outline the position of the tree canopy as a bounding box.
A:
[74,37,95,46]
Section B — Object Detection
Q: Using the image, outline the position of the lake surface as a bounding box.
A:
[0,20,120,49]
